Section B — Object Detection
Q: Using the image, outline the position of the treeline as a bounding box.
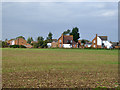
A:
[2,27,81,48]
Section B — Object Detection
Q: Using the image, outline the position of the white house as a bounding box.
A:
[92,34,112,49]
[47,43,52,48]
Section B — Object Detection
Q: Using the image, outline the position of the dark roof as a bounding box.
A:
[98,36,107,41]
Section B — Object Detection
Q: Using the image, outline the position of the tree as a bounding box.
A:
[2,41,8,48]
[70,27,80,42]
[37,36,44,48]
[46,32,53,43]
[81,39,86,44]
[27,37,33,44]
[37,36,44,42]
[63,29,71,35]
[43,40,48,48]
[33,43,39,48]
[16,36,25,40]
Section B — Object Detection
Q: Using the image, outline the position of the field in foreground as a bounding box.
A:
[2,48,119,88]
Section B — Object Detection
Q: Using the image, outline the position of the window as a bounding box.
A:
[67,40,69,43]
[59,40,61,43]
[59,44,61,47]
[71,40,72,43]
[94,40,95,43]
[74,44,76,47]
[94,45,95,47]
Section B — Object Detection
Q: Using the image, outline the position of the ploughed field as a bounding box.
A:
[2,48,118,88]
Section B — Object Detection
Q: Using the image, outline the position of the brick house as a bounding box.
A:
[47,39,58,48]
[58,34,78,48]
[51,39,58,48]
[91,34,112,49]
[7,38,33,48]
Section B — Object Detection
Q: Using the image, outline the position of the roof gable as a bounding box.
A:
[98,36,107,41]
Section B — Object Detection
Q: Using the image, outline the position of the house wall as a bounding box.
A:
[85,44,91,48]
[11,40,15,45]
[63,44,72,48]
[51,42,58,48]
[58,34,64,48]
[97,37,102,45]
[47,43,52,48]
[8,38,32,48]
[16,38,27,45]
[91,34,97,48]
[72,44,78,48]
[115,46,120,49]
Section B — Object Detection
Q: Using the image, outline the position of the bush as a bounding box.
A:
[10,45,26,48]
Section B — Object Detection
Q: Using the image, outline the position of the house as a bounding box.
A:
[58,34,78,48]
[111,41,120,49]
[7,38,33,48]
[47,39,58,48]
[85,42,92,48]
[51,39,58,48]
[91,34,112,49]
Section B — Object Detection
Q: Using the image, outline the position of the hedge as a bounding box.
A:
[10,45,26,48]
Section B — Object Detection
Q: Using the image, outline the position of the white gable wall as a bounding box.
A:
[97,36,112,48]
[97,37,102,45]
[11,40,15,45]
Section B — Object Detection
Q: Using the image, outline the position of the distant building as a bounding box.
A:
[47,39,58,48]
[91,34,112,49]
[111,41,120,49]
[58,34,78,48]
[85,42,92,48]
[51,39,58,48]
[7,38,33,48]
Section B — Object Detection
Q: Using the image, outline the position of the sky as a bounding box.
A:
[2,2,118,41]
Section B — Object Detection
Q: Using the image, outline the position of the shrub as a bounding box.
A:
[10,45,26,48]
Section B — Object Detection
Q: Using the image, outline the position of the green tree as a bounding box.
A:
[63,29,71,35]
[2,41,8,48]
[27,37,33,44]
[43,40,48,48]
[81,39,86,44]
[70,27,80,42]
[16,36,25,40]
[46,32,53,43]
[37,36,44,48]
[37,36,44,42]
[33,43,39,48]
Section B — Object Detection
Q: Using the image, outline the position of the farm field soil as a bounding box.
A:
[2,48,119,88]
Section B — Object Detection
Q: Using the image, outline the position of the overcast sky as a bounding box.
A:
[2,2,118,41]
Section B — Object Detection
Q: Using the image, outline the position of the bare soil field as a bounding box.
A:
[2,48,119,88]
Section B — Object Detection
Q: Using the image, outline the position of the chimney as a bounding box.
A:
[96,34,98,37]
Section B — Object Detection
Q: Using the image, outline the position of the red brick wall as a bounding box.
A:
[91,34,97,48]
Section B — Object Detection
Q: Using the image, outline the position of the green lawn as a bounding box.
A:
[2,48,119,88]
